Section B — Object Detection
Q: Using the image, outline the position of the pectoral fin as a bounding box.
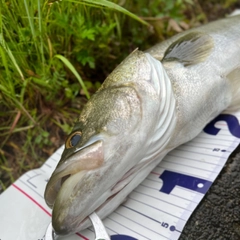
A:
[162,32,214,66]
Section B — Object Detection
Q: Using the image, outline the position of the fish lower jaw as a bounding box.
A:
[75,164,149,231]
[75,184,129,232]
[53,162,149,233]
[80,155,168,231]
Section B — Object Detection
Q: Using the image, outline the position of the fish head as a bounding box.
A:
[44,50,174,235]
[44,84,144,235]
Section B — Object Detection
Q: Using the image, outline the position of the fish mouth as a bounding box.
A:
[72,160,149,233]
[53,164,138,235]
[44,139,145,235]
[44,140,104,208]
[44,138,130,235]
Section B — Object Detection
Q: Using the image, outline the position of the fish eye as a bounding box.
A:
[66,131,82,148]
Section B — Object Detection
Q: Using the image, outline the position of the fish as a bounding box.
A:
[44,15,240,236]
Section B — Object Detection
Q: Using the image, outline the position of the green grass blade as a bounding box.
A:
[66,0,149,25]
[54,54,90,99]
[38,0,45,69]
[114,13,121,39]
[0,46,10,78]
[0,34,24,80]
[23,0,36,38]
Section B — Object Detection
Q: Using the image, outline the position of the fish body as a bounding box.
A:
[44,15,240,235]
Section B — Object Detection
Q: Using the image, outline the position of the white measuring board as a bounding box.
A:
[0,110,240,240]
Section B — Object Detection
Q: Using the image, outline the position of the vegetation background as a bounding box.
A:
[0,0,239,193]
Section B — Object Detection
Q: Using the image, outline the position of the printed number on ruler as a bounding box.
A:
[204,114,240,138]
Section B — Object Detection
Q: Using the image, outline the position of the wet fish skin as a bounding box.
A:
[44,15,240,235]
[155,16,240,148]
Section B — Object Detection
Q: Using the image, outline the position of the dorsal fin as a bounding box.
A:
[162,32,214,66]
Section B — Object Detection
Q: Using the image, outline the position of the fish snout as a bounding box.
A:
[44,140,104,208]
[51,168,111,235]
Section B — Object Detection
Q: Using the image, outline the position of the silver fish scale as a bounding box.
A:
[153,16,240,148]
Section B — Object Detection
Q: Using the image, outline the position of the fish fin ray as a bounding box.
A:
[227,67,240,111]
[162,32,214,66]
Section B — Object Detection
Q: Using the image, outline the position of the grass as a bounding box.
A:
[0,0,239,191]
[0,0,151,190]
